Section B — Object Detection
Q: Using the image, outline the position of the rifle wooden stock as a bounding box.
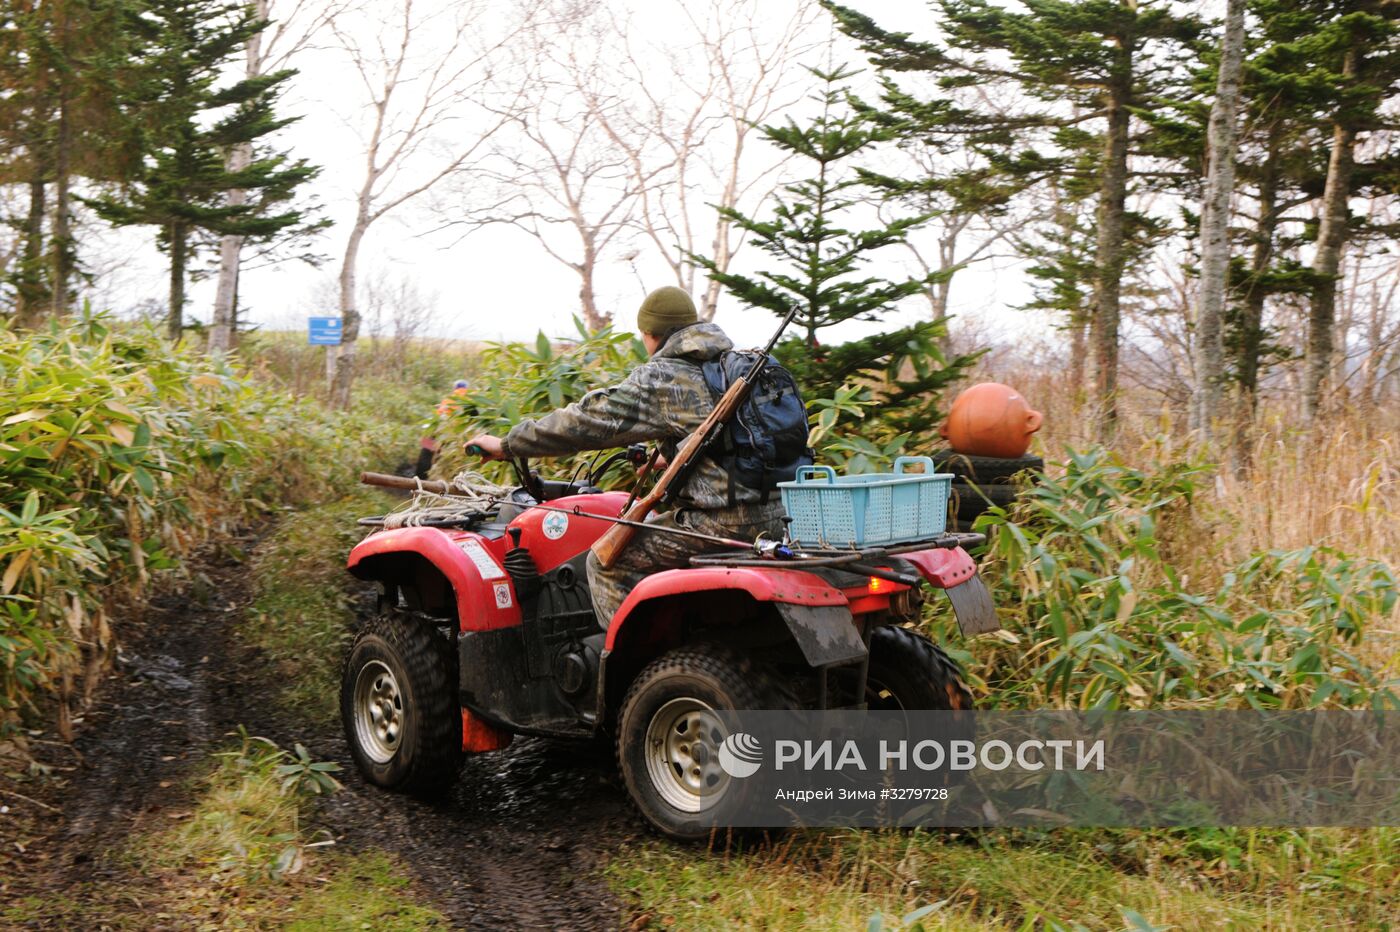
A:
[361,471,454,494]
[590,373,751,568]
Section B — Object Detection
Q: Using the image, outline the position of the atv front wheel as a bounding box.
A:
[616,645,794,841]
[341,612,463,797]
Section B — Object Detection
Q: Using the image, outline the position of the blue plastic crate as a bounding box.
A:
[778,457,953,548]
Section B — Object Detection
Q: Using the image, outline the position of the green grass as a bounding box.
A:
[282,851,448,930]
[606,828,1400,930]
[244,488,393,723]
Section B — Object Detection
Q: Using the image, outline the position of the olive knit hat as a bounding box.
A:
[636,286,698,334]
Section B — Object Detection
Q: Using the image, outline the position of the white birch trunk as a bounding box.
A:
[1190,0,1246,440]
[209,0,268,354]
[1306,50,1358,423]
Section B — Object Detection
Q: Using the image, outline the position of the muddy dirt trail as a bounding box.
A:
[4,535,644,930]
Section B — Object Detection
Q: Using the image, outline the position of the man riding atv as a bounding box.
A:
[346,286,994,839]
[466,285,806,624]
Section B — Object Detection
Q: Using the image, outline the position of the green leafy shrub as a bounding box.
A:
[0,314,417,733]
[945,448,1399,710]
[434,319,647,485]
[805,382,923,472]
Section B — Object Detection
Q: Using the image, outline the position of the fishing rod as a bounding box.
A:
[357,501,919,585]
[358,470,790,556]
[357,471,923,584]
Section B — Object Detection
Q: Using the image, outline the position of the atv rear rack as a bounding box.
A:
[687,532,984,570]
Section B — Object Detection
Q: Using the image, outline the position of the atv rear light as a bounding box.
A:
[868,576,890,594]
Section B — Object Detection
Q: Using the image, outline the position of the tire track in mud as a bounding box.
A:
[13,535,643,930]
[316,737,638,929]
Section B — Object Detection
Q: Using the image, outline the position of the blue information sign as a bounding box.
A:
[308,316,342,345]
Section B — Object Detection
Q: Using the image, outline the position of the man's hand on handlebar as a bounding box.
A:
[465,434,506,461]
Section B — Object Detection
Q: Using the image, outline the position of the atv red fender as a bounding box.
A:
[899,545,976,588]
[604,566,847,651]
[347,527,520,632]
[900,545,1000,635]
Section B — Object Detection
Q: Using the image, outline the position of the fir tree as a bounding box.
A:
[693,65,976,442]
[89,0,319,340]
[1279,0,1400,419]
[1157,0,1399,418]
[826,0,1201,439]
[0,0,144,324]
[1222,0,1334,412]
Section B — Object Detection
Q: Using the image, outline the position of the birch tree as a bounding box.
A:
[443,0,817,328]
[1190,0,1247,440]
[209,0,347,353]
[445,5,649,332]
[588,0,820,321]
[328,0,527,408]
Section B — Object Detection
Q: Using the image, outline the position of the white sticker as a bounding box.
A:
[542,511,570,540]
[457,538,505,580]
[493,582,513,608]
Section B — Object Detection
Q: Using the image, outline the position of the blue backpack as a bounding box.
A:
[700,351,813,504]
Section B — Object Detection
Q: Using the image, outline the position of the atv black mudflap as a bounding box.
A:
[945,575,1000,635]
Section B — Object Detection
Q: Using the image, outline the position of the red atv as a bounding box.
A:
[341,454,999,839]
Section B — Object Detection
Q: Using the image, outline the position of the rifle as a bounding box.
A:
[591,305,801,569]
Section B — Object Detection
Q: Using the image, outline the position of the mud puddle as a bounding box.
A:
[1,534,642,930]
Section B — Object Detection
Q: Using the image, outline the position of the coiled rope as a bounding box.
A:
[380,470,514,529]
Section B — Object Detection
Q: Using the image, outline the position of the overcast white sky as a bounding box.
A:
[84,0,1042,351]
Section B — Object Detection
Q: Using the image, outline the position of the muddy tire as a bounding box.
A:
[616,645,794,841]
[865,625,972,711]
[866,626,973,789]
[341,612,463,798]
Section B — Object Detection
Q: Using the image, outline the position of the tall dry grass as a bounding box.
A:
[982,362,1399,563]
[968,361,1400,667]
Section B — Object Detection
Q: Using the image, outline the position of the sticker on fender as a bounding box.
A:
[457,538,506,580]
[492,582,513,608]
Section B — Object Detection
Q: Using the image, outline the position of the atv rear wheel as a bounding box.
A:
[341,612,463,798]
[866,626,973,789]
[865,625,972,711]
[617,645,795,841]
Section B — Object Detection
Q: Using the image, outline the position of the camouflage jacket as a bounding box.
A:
[503,323,760,509]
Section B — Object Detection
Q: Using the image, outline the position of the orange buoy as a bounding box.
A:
[940,382,1043,458]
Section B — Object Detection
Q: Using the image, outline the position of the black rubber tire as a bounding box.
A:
[341,612,464,798]
[865,626,973,712]
[616,644,796,841]
[932,450,1043,484]
[949,478,1019,526]
[865,626,974,790]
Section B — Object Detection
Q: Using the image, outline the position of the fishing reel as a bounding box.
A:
[588,443,654,487]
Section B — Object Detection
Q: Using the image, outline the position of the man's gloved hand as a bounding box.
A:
[465,434,506,461]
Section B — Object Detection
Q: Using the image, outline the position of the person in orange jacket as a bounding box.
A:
[415,379,471,479]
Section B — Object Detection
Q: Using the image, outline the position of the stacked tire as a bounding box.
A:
[932,450,1043,530]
